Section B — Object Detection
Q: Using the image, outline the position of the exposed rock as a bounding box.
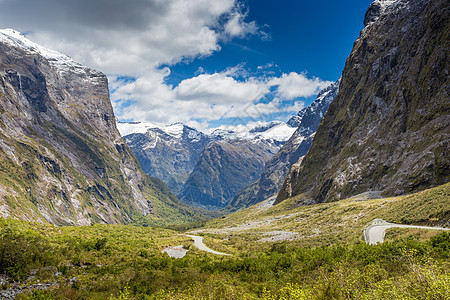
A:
[0,29,198,225]
[179,139,279,210]
[228,80,340,211]
[161,245,188,258]
[118,120,297,196]
[277,0,450,204]
[119,123,211,193]
[119,119,298,211]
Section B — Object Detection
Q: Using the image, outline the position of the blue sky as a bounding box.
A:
[166,0,372,84]
[0,0,373,132]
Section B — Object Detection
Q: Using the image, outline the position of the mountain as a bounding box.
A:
[0,29,203,225]
[176,121,296,210]
[178,139,280,210]
[211,121,297,146]
[228,79,340,211]
[117,122,210,193]
[118,120,296,195]
[277,0,449,204]
[118,118,297,209]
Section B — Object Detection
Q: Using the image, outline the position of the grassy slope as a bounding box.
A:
[0,183,448,299]
[201,182,449,251]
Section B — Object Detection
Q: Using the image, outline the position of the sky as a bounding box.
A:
[0,0,373,133]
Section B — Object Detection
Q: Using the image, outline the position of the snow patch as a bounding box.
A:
[0,29,100,78]
[119,119,296,146]
[117,121,185,139]
[211,121,297,143]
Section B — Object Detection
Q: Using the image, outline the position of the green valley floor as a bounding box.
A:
[1,183,449,299]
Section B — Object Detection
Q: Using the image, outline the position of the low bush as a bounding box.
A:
[1,217,448,299]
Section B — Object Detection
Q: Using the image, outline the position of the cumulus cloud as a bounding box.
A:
[224,10,258,38]
[0,0,253,74]
[111,66,330,128]
[175,73,268,103]
[269,72,333,100]
[0,0,330,130]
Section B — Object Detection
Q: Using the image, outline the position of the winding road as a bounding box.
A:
[186,235,231,256]
[363,219,449,245]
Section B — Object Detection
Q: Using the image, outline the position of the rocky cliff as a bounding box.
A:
[228,80,340,211]
[179,139,279,210]
[0,29,200,225]
[277,0,449,204]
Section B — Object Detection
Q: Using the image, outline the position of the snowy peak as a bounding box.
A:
[210,121,297,145]
[249,121,284,133]
[119,120,297,146]
[117,121,188,139]
[0,29,99,78]
[287,78,340,136]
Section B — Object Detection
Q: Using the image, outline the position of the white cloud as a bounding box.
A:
[224,11,258,38]
[110,66,329,129]
[0,0,331,130]
[175,73,268,103]
[269,72,333,100]
[0,0,257,75]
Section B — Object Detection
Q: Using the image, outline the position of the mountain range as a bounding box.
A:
[0,0,447,226]
[117,82,339,211]
[228,79,340,211]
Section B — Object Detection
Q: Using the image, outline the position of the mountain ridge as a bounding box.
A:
[276,0,449,204]
[228,79,340,211]
[0,29,204,225]
[117,118,298,194]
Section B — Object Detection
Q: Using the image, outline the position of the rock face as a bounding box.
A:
[228,80,340,211]
[179,139,279,210]
[117,122,211,193]
[0,29,198,225]
[277,0,450,204]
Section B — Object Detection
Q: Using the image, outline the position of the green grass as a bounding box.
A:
[201,182,450,250]
[0,183,449,299]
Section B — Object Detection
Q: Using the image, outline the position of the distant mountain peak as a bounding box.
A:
[287,79,340,135]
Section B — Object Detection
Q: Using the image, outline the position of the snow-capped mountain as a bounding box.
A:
[117,119,297,194]
[119,120,297,146]
[118,78,340,210]
[229,79,341,211]
[210,121,297,145]
[0,29,101,80]
[287,78,341,134]
[117,121,210,193]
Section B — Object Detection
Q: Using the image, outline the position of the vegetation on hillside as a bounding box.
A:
[0,184,449,299]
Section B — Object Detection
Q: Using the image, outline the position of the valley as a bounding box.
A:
[0,0,449,299]
[0,183,448,299]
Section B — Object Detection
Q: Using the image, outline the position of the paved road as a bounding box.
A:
[363,219,449,245]
[186,235,231,255]
[161,245,188,258]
